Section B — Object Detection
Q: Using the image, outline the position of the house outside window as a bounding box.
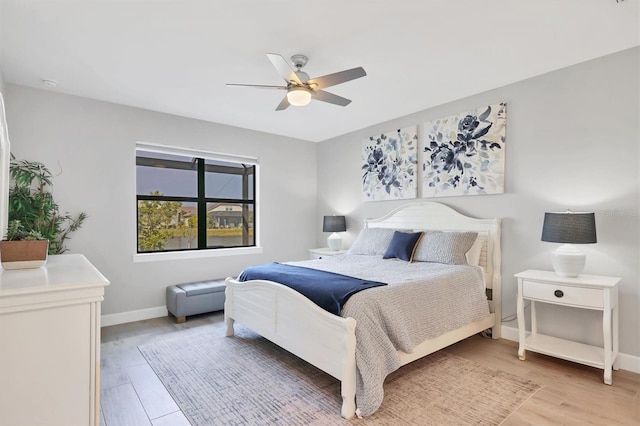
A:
[136,143,257,254]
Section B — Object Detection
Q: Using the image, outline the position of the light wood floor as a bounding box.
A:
[100,312,639,425]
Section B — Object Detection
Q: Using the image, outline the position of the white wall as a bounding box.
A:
[317,47,640,358]
[5,85,317,316]
[0,8,4,96]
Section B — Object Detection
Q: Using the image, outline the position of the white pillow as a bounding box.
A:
[412,231,478,265]
[465,235,483,266]
[347,228,396,256]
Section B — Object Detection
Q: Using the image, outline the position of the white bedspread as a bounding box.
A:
[289,254,491,417]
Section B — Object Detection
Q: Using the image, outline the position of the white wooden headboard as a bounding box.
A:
[365,202,502,333]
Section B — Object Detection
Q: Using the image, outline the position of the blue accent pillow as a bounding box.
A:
[383,231,423,262]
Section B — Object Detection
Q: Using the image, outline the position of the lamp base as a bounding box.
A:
[327,233,342,250]
[551,244,586,277]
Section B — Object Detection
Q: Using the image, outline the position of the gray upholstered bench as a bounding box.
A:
[166,279,226,323]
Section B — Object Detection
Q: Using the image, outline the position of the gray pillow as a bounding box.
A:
[347,228,396,256]
[413,231,478,265]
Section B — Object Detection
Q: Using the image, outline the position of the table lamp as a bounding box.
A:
[541,211,597,277]
[323,215,346,250]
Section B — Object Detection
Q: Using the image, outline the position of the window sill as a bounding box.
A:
[132,246,263,263]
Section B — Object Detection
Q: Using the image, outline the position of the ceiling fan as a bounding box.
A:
[226,53,367,111]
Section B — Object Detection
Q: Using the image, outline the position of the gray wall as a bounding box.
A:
[317,47,640,357]
[3,48,638,359]
[5,85,317,316]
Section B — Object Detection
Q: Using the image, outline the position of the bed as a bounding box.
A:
[224,202,501,418]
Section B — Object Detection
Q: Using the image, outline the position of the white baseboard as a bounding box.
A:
[616,352,640,374]
[101,305,167,327]
[501,325,640,375]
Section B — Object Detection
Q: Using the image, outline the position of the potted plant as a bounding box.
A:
[0,220,49,269]
[6,155,86,256]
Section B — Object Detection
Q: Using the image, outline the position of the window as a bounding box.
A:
[136,144,257,254]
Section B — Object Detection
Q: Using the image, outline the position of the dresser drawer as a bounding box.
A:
[522,280,603,308]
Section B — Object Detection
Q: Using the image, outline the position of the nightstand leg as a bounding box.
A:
[530,300,537,336]
[613,301,619,371]
[603,295,613,385]
[517,279,526,361]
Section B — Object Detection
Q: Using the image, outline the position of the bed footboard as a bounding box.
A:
[224,277,358,418]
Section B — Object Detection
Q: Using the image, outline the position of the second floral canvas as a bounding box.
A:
[362,126,418,201]
[422,103,506,197]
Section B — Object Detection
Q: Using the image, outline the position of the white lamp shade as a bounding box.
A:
[286,87,311,106]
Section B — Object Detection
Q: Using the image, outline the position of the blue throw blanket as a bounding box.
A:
[238,263,387,316]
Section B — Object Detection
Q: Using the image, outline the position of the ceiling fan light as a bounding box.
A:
[287,87,311,106]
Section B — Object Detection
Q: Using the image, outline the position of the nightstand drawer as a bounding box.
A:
[309,248,347,260]
[522,280,603,308]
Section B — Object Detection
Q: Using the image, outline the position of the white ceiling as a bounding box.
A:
[1,0,638,142]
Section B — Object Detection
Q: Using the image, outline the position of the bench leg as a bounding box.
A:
[168,312,186,324]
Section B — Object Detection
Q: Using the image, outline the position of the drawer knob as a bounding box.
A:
[554,289,564,298]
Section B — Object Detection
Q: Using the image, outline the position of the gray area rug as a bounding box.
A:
[139,323,541,425]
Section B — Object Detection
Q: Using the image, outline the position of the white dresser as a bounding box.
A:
[0,254,110,426]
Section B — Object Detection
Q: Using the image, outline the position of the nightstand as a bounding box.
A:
[515,269,620,384]
[309,248,347,260]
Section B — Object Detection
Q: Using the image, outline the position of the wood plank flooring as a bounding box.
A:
[100,312,639,425]
[100,312,223,426]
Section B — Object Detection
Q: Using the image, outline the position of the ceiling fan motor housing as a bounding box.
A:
[290,54,308,69]
[291,54,310,83]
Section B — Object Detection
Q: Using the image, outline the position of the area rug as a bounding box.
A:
[139,324,541,425]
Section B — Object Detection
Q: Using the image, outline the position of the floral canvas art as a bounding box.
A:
[422,103,506,197]
[362,126,418,201]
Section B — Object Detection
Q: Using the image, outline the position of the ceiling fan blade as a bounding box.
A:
[226,83,287,90]
[307,67,366,90]
[267,53,303,85]
[312,90,352,107]
[275,95,290,111]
